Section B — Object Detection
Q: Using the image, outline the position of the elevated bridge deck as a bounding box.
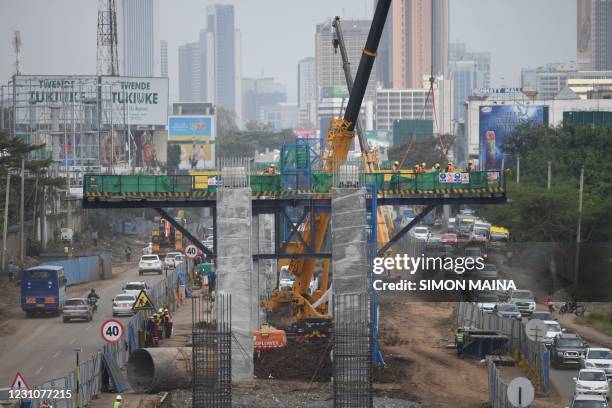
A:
[82,170,507,210]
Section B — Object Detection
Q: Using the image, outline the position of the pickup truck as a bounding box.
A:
[551,333,588,368]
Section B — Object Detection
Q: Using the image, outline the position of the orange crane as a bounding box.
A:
[258,0,393,342]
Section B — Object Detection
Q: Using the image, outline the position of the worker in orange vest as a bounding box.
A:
[446,162,455,172]
[264,164,276,174]
[467,161,475,172]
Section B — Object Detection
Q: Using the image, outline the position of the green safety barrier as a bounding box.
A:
[312,172,333,193]
[250,174,281,193]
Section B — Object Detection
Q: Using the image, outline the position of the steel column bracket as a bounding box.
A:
[376,204,436,257]
[153,208,214,257]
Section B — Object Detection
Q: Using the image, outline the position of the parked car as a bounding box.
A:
[509,289,536,316]
[411,227,430,241]
[62,298,92,323]
[112,293,137,316]
[529,310,554,321]
[581,348,612,377]
[139,254,163,275]
[441,233,458,247]
[574,369,610,400]
[493,303,522,320]
[542,320,563,346]
[568,394,609,408]
[164,252,183,269]
[551,333,589,368]
[123,281,151,297]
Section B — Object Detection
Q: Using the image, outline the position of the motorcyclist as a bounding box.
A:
[87,289,100,310]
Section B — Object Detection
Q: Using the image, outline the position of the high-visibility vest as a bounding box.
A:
[114,401,122,408]
[456,332,465,343]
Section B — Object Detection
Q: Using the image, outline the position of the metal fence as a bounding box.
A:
[487,358,512,408]
[455,302,550,397]
[27,262,189,408]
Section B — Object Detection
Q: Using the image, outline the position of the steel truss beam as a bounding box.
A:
[154,208,214,258]
[376,204,436,257]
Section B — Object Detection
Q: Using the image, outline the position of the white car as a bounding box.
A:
[112,293,137,316]
[164,252,183,269]
[568,394,609,408]
[582,348,612,377]
[475,292,499,313]
[139,254,163,275]
[123,281,150,297]
[574,369,610,400]
[411,227,430,241]
[509,289,536,316]
[542,320,563,346]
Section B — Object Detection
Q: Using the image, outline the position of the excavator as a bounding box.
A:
[255,0,394,353]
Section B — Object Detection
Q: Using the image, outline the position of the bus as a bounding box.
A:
[21,265,66,317]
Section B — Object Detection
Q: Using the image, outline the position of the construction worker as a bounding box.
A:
[455,327,465,356]
[414,164,421,173]
[163,308,173,338]
[467,160,475,172]
[421,162,427,173]
[434,163,441,172]
[264,164,276,174]
[392,160,400,174]
[114,395,123,408]
[446,162,455,172]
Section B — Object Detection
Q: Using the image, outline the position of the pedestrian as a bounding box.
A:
[64,245,69,257]
[114,395,122,408]
[125,247,131,262]
[455,327,465,356]
[6,260,15,282]
[92,231,98,247]
[163,308,173,338]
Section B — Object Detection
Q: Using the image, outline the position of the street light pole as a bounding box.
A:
[573,166,584,284]
[74,347,81,408]
[547,161,551,189]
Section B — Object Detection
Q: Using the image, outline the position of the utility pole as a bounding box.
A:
[20,158,25,261]
[40,185,47,251]
[2,173,10,269]
[573,166,585,284]
[547,161,551,189]
[516,154,520,184]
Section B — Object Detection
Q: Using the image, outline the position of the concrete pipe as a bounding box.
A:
[127,347,192,393]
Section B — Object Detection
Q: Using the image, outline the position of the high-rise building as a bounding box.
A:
[385,0,449,89]
[297,57,316,126]
[178,30,215,102]
[121,0,156,77]
[315,19,377,129]
[449,43,491,121]
[207,4,236,112]
[160,40,168,78]
[520,62,576,100]
[578,0,612,70]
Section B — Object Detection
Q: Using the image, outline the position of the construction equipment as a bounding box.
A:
[151,209,186,255]
[257,0,392,346]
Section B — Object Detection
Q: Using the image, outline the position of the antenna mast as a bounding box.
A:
[12,30,21,75]
[96,0,119,76]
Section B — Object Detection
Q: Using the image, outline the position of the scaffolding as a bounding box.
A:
[192,292,232,408]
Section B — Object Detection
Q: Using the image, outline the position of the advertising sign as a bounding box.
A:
[479,105,545,170]
[172,141,215,171]
[101,77,168,126]
[168,115,215,141]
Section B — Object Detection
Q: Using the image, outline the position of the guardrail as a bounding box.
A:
[455,302,550,395]
[83,170,506,197]
[26,261,190,408]
[487,357,513,408]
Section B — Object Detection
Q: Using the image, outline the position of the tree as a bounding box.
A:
[166,144,181,174]
[387,134,455,169]
[216,107,239,138]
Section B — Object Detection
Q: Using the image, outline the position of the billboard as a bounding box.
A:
[167,115,214,141]
[479,105,545,170]
[171,141,215,171]
[577,0,593,67]
[14,75,169,126]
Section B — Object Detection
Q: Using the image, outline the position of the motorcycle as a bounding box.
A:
[558,302,585,316]
[87,297,99,313]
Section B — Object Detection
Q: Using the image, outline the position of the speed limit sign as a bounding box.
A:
[184,244,198,259]
[100,319,124,344]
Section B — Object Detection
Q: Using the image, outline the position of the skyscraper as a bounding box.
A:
[178,30,215,103]
[121,0,156,77]
[379,0,448,89]
[578,0,612,70]
[207,4,236,112]
[160,40,168,78]
[449,43,491,121]
[297,57,316,126]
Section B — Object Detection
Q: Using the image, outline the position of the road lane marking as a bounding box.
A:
[69,338,77,345]
[86,324,92,330]
[52,351,61,358]
[35,366,43,376]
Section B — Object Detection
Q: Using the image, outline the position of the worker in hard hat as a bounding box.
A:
[264,164,276,174]
[467,160,475,172]
[163,308,173,338]
[434,163,441,172]
[446,162,455,172]
[392,160,400,174]
[114,395,123,408]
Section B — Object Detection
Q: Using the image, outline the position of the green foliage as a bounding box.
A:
[166,144,181,174]
[387,134,455,169]
[217,129,295,158]
[478,124,612,242]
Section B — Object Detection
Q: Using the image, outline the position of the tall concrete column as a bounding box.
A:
[251,213,276,327]
[216,176,254,381]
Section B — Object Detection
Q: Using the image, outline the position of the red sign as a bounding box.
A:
[100,319,125,344]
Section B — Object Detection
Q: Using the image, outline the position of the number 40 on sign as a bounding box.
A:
[100,319,124,344]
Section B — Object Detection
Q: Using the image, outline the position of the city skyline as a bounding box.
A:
[1,0,575,104]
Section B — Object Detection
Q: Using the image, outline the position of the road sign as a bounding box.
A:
[525,319,547,343]
[184,244,198,259]
[132,289,155,311]
[100,319,125,344]
[10,372,29,391]
[507,377,535,408]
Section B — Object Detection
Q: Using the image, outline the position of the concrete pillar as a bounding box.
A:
[217,185,253,381]
[252,213,276,327]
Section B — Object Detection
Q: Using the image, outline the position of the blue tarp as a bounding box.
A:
[47,256,100,286]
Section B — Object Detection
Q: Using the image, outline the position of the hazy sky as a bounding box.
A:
[0,0,576,103]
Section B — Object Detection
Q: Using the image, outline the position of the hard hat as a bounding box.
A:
[116,395,123,401]
[270,164,275,168]
[158,308,163,313]
[164,308,169,313]
[393,161,399,165]
[468,160,473,164]
[422,162,426,166]
[435,163,440,167]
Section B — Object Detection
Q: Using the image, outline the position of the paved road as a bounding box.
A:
[0,263,166,388]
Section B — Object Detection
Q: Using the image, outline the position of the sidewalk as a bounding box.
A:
[557,313,612,348]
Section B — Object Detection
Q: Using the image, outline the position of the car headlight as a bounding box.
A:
[557,352,564,356]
